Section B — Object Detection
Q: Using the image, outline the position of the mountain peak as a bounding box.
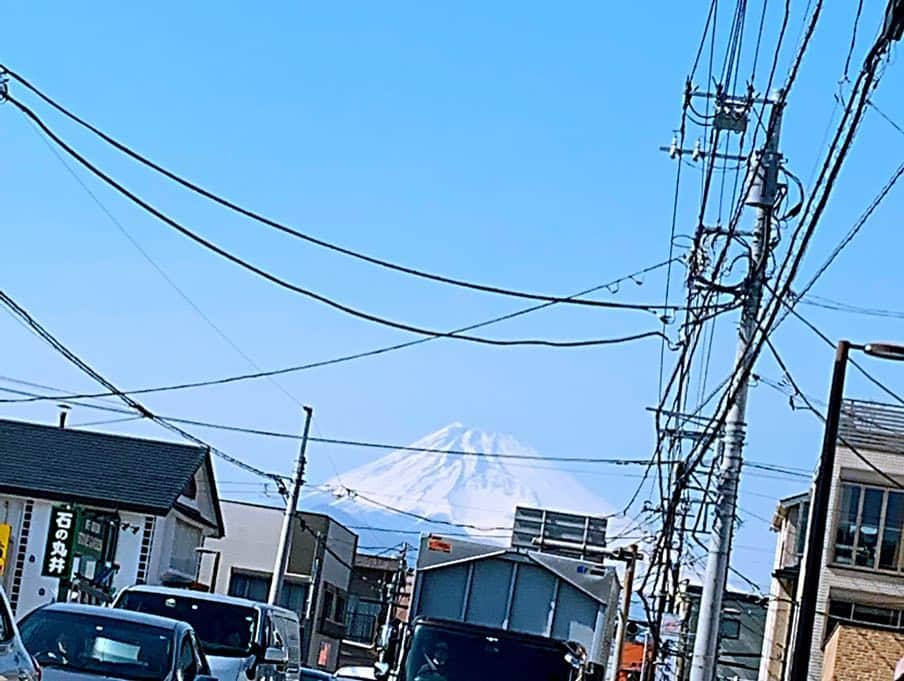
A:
[312,425,615,538]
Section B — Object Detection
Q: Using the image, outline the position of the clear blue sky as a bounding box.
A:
[2,2,903,587]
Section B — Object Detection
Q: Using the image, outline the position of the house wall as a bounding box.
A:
[807,447,904,681]
[758,503,802,681]
[0,494,212,617]
[821,624,904,681]
[202,501,356,671]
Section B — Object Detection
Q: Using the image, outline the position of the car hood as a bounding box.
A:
[41,668,164,681]
[206,654,254,681]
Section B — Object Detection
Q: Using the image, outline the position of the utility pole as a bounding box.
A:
[379,543,408,664]
[612,544,640,681]
[786,341,850,681]
[689,100,783,681]
[268,405,314,605]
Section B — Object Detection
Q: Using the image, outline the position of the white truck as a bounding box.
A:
[377,534,620,681]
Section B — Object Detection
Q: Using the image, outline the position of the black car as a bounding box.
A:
[300,668,331,681]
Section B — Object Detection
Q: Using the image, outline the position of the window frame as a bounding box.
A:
[832,482,904,574]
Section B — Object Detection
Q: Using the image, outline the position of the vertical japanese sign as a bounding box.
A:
[41,506,76,578]
[0,523,11,576]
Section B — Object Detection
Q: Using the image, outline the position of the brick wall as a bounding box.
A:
[822,624,904,681]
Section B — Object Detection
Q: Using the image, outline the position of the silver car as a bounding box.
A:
[0,586,39,681]
[17,603,215,681]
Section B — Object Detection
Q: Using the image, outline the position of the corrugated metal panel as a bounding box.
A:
[838,399,904,455]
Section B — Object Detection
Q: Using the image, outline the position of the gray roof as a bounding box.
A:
[0,418,206,515]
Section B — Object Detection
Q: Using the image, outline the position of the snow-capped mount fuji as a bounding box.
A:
[301,423,618,546]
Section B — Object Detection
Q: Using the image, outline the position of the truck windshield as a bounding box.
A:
[402,624,574,681]
[117,592,257,658]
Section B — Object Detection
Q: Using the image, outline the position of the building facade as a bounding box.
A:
[760,400,904,680]
[0,418,224,616]
[201,500,357,671]
[339,552,411,668]
[821,623,904,681]
[674,583,768,681]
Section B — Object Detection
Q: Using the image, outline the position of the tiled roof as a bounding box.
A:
[0,418,206,515]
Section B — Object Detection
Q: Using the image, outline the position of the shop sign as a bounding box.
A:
[75,514,107,559]
[41,506,76,578]
[0,523,10,576]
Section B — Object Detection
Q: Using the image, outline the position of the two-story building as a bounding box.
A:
[0,417,224,616]
[674,582,768,681]
[200,499,357,671]
[759,399,904,680]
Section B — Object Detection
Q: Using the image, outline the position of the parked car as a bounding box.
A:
[332,667,375,680]
[300,668,331,681]
[17,602,213,681]
[0,586,39,681]
[115,586,301,681]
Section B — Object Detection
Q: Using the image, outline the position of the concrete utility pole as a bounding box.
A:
[379,543,408,664]
[689,100,783,681]
[269,405,314,605]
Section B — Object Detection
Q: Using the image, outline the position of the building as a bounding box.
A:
[200,500,357,671]
[339,552,411,668]
[821,623,904,681]
[0,418,224,616]
[674,583,768,681]
[760,400,904,681]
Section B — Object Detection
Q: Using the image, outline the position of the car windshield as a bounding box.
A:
[18,609,174,681]
[117,592,257,657]
[402,625,573,681]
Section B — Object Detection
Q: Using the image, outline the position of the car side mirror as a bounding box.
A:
[263,647,288,665]
[373,662,390,681]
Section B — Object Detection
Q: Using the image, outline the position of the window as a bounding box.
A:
[228,572,308,616]
[346,596,383,643]
[0,596,11,642]
[832,483,904,572]
[170,520,203,575]
[827,599,904,639]
[720,617,741,640]
[177,634,198,681]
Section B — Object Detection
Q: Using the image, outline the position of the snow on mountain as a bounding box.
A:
[303,423,618,544]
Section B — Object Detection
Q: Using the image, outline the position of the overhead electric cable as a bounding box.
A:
[0,259,679,405]
[1,66,687,315]
[8,95,674,349]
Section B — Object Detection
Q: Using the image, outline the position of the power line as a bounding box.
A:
[0,289,286,485]
[1,65,693,316]
[7,94,677,349]
[27,120,304,409]
[764,336,904,491]
[0,260,678,405]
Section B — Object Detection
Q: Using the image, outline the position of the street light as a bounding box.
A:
[788,339,904,681]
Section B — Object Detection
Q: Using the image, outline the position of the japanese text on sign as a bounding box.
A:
[41,506,75,578]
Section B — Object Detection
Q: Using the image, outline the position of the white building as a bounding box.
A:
[201,500,357,672]
[0,417,224,616]
[759,399,904,680]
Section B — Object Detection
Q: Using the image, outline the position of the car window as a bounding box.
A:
[177,634,198,681]
[117,592,257,658]
[0,595,12,642]
[18,609,174,681]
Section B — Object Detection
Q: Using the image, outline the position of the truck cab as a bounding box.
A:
[396,617,586,681]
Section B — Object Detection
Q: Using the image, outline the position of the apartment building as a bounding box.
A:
[759,399,904,680]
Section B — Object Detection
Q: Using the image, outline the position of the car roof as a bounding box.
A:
[36,602,187,631]
[119,585,299,620]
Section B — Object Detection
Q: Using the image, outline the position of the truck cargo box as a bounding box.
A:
[412,534,620,669]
